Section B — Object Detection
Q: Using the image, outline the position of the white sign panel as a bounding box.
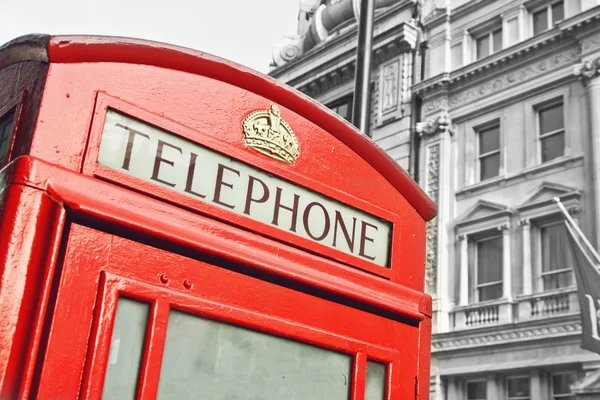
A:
[98,110,392,267]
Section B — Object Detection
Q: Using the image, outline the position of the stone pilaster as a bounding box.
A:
[574,58,600,251]
[417,109,455,333]
[520,219,533,296]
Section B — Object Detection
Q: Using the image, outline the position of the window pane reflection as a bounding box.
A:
[158,310,352,400]
[365,361,386,400]
[102,298,149,400]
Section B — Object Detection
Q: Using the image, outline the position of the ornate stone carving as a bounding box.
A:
[574,58,600,81]
[382,60,399,113]
[431,322,582,351]
[519,219,530,227]
[416,109,454,137]
[582,32,600,54]
[450,48,580,108]
[425,144,440,295]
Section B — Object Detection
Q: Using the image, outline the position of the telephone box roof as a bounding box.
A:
[0,34,436,221]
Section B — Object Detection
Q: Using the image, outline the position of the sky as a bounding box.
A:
[0,0,300,73]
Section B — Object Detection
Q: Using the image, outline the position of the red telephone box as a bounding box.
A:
[0,34,436,399]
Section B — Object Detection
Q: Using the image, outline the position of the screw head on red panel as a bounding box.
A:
[159,274,169,284]
[183,279,192,290]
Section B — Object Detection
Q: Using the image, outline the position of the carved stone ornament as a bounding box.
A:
[574,58,600,81]
[416,109,455,137]
[425,144,440,295]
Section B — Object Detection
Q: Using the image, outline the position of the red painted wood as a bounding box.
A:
[137,299,169,400]
[351,352,367,400]
[83,93,396,279]
[10,156,428,322]
[0,183,64,400]
[45,35,435,222]
[38,225,412,397]
[0,33,433,400]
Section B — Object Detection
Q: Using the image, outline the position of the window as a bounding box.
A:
[476,28,502,60]
[551,372,576,399]
[532,1,564,35]
[451,42,463,70]
[477,123,501,181]
[507,376,530,400]
[538,102,564,163]
[476,236,503,301]
[540,222,575,290]
[0,109,15,164]
[467,380,487,400]
[326,95,353,122]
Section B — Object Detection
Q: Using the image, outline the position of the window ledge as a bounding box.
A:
[453,297,513,312]
[457,154,583,199]
[516,286,577,300]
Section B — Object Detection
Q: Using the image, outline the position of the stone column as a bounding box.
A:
[501,223,512,300]
[416,109,455,332]
[458,234,469,306]
[574,59,600,251]
[520,219,533,295]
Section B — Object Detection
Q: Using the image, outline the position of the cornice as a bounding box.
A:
[295,22,418,99]
[269,0,415,79]
[432,315,581,353]
[414,7,600,99]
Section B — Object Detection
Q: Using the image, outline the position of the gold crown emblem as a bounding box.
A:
[242,104,300,164]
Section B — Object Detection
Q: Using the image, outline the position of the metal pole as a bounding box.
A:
[554,197,600,263]
[352,0,375,133]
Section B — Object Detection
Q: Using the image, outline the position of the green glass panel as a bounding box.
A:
[102,298,149,400]
[365,361,386,400]
[157,309,352,399]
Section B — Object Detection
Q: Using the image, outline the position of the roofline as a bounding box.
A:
[0,34,436,221]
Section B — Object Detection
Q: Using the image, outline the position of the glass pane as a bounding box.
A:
[0,110,15,163]
[533,9,548,35]
[543,270,574,291]
[480,153,500,181]
[479,283,503,302]
[477,237,503,285]
[467,380,487,400]
[492,29,503,52]
[541,132,565,162]
[337,103,349,121]
[102,298,149,400]
[508,376,530,398]
[478,125,500,154]
[365,361,386,400]
[506,18,519,47]
[552,372,576,395]
[476,35,490,59]
[541,223,574,274]
[539,103,564,134]
[451,43,463,69]
[552,2,564,24]
[158,310,352,400]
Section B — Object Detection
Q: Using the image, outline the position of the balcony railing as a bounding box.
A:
[517,287,579,321]
[449,288,579,331]
[451,299,512,330]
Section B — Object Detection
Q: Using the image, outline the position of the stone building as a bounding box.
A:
[269,0,600,399]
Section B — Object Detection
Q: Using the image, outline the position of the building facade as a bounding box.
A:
[269,0,600,399]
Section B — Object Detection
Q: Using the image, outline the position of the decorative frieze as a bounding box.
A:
[425,143,440,295]
[432,322,582,351]
[449,47,580,108]
[581,31,600,54]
